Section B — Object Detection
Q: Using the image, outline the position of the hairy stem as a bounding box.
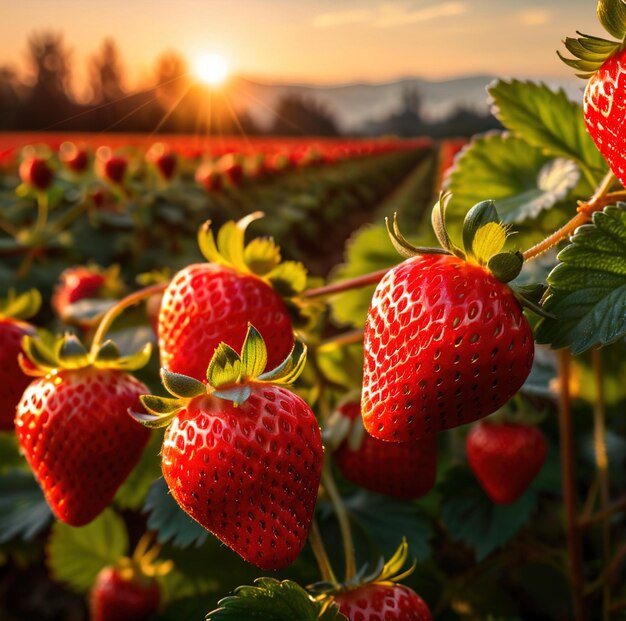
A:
[90,282,167,355]
[558,350,587,621]
[309,518,338,584]
[321,456,356,581]
[522,172,626,262]
[302,268,388,300]
[591,349,611,620]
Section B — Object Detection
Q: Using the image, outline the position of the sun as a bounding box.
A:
[194,53,229,87]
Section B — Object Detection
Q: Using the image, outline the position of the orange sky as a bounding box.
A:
[1,0,599,92]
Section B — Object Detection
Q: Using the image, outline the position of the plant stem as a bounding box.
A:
[0,214,19,237]
[318,329,365,352]
[558,349,587,621]
[522,186,626,262]
[321,455,356,581]
[309,518,338,584]
[50,200,89,234]
[89,282,167,356]
[33,192,49,237]
[591,349,611,620]
[302,268,389,300]
[580,494,626,527]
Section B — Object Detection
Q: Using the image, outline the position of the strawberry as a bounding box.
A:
[134,326,322,570]
[147,143,177,181]
[97,148,128,186]
[362,200,535,442]
[218,153,244,186]
[90,566,160,621]
[19,157,53,191]
[59,142,90,174]
[335,584,432,621]
[466,421,547,504]
[196,163,223,192]
[332,402,437,499]
[158,214,307,381]
[15,335,152,526]
[330,540,432,621]
[0,290,40,431]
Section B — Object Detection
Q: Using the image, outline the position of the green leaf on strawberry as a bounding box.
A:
[206,578,348,621]
[48,508,128,593]
[597,0,626,40]
[0,288,41,320]
[535,204,626,354]
[487,80,608,183]
[0,469,52,542]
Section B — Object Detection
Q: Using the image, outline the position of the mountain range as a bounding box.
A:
[226,74,584,133]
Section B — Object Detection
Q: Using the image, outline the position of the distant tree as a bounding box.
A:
[0,67,20,130]
[270,93,339,136]
[19,31,78,129]
[429,106,501,138]
[89,38,125,103]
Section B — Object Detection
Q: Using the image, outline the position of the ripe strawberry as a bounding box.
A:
[134,326,322,570]
[154,151,177,180]
[466,421,547,504]
[158,214,306,381]
[99,153,128,186]
[196,163,223,192]
[333,402,437,499]
[19,157,53,191]
[15,335,152,526]
[583,47,626,186]
[90,566,160,621]
[60,142,90,173]
[362,202,534,442]
[335,584,432,621]
[0,290,40,431]
[218,154,244,186]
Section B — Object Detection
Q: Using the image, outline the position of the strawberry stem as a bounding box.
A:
[309,518,338,584]
[89,282,168,356]
[321,455,357,581]
[301,269,389,300]
[591,349,611,620]
[522,171,625,262]
[557,349,587,621]
[317,329,365,352]
[33,191,49,238]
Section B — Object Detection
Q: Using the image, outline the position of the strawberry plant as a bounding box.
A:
[1,2,626,619]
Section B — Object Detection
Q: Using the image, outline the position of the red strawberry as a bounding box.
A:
[60,142,90,173]
[15,335,152,526]
[335,584,432,621]
[90,567,160,621]
[466,421,547,504]
[219,154,244,186]
[102,155,128,185]
[154,152,177,180]
[0,290,40,431]
[158,215,305,381]
[362,203,534,442]
[584,46,626,186]
[333,402,437,499]
[135,326,322,570]
[52,266,106,317]
[196,163,223,192]
[19,157,53,191]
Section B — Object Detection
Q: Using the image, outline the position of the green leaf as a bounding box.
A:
[266,261,308,296]
[487,80,607,182]
[0,433,24,474]
[257,340,307,385]
[161,369,207,399]
[598,0,626,39]
[440,466,538,562]
[206,343,242,387]
[535,205,626,354]
[243,237,282,275]
[212,385,252,405]
[217,220,247,269]
[206,578,347,621]
[240,325,268,378]
[0,470,52,542]
[144,478,208,549]
[0,288,41,320]
[47,508,128,593]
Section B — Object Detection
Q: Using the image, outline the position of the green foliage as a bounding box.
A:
[144,477,209,549]
[47,509,128,593]
[0,470,52,542]
[440,466,539,562]
[535,205,626,354]
[0,433,25,474]
[206,578,347,621]
[597,0,626,39]
[487,80,607,184]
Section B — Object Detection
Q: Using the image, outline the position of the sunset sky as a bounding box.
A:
[1,0,600,91]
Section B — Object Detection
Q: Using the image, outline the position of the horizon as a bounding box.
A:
[1,0,600,96]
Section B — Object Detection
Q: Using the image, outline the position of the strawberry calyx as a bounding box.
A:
[322,392,364,452]
[0,289,41,321]
[388,194,523,284]
[20,332,152,377]
[197,213,308,298]
[558,31,625,79]
[310,538,416,596]
[133,324,307,428]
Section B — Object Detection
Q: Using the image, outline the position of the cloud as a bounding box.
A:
[313,9,373,28]
[313,2,467,29]
[518,9,551,26]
